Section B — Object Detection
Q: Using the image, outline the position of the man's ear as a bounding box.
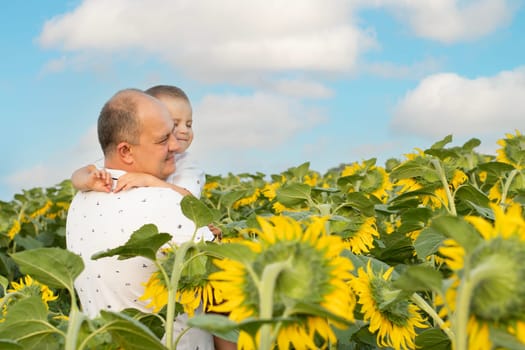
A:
[116,142,134,165]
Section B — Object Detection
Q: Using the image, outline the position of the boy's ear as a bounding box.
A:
[116,142,134,165]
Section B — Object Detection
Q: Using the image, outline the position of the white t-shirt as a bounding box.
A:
[66,169,214,349]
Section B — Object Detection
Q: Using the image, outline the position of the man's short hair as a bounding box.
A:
[145,85,190,102]
[97,89,143,156]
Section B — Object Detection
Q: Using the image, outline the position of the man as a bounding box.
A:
[66,89,214,349]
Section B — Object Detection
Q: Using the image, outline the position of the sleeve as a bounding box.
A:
[168,152,206,198]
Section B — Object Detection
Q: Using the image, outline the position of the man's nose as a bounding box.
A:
[168,133,183,153]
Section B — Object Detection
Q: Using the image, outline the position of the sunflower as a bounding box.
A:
[450,169,468,190]
[0,275,58,320]
[209,215,355,349]
[341,162,393,203]
[437,203,525,349]
[303,172,320,187]
[496,130,525,169]
[261,182,281,201]
[140,245,220,316]
[350,261,427,350]
[342,216,380,254]
[233,189,261,209]
[6,219,21,240]
[140,271,169,313]
[29,200,53,219]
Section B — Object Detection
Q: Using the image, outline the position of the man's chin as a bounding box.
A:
[163,161,176,178]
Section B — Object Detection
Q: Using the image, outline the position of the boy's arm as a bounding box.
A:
[71,165,112,192]
[115,172,192,196]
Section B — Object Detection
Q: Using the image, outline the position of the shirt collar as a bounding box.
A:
[105,168,127,180]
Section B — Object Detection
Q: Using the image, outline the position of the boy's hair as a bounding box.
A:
[145,85,190,102]
[97,89,142,156]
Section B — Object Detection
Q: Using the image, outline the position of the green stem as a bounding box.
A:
[411,293,454,340]
[500,169,518,208]
[65,303,84,350]
[165,242,194,349]
[258,259,292,350]
[453,256,502,350]
[431,159,457,216]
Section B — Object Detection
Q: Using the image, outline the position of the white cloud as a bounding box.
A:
[270,79,334,98]
[36,0,519,86]
[407,0,514,43]
[189,91,326,172]
[362,58,443,80]
[38,0,376,81]
[192,92,325,149]
[376,0,516,43]
[390,67,525,138]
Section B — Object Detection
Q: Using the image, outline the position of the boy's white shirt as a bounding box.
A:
[167,151,205,197]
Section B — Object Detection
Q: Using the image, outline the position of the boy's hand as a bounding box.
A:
[208,224,223,242]
[80,165,113,192]
[114,173,192,196]
[114,173,160,192]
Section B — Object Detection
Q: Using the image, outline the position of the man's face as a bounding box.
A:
[132,99,179,180]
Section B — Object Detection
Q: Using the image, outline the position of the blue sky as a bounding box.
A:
[1,0,525,201]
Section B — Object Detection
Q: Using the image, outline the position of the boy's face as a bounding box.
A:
[158,96,193,153]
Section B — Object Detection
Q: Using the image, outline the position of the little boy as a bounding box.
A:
[71,85,203,198]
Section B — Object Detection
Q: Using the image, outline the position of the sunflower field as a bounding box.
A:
[1,131,525,350]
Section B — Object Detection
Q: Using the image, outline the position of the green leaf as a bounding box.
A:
[121,308,166,339]
[10,247,83,292]
[181,195,214,228]
[430,135,453,149]
[455,184,490,207]
[393,265,443,293]
[0,274,8,294]
[462,138,481,151]
[343,252,398,278]
[289,162,310,179]
[0,340,23,350]
[414,227,445,258]
[477,161,515,174]
[415,328,451,350]
[99,311,166,350]
[390,159,436,182]
[430,215,482,253]
[490,326,525,350]
[0,296,60,349]
[91,224,172,261]
[290,302,352,326]
[186,314,239,342]
[343,192,376,216]
[200,242,257,264]
[219,190,246,208]
[276,183,311,206]
[186,314,238,333]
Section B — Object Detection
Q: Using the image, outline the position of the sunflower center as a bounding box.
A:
[469,237,525,322]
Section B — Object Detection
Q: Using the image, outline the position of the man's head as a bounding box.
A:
[146,85,194,153]
[98,88,178,180]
